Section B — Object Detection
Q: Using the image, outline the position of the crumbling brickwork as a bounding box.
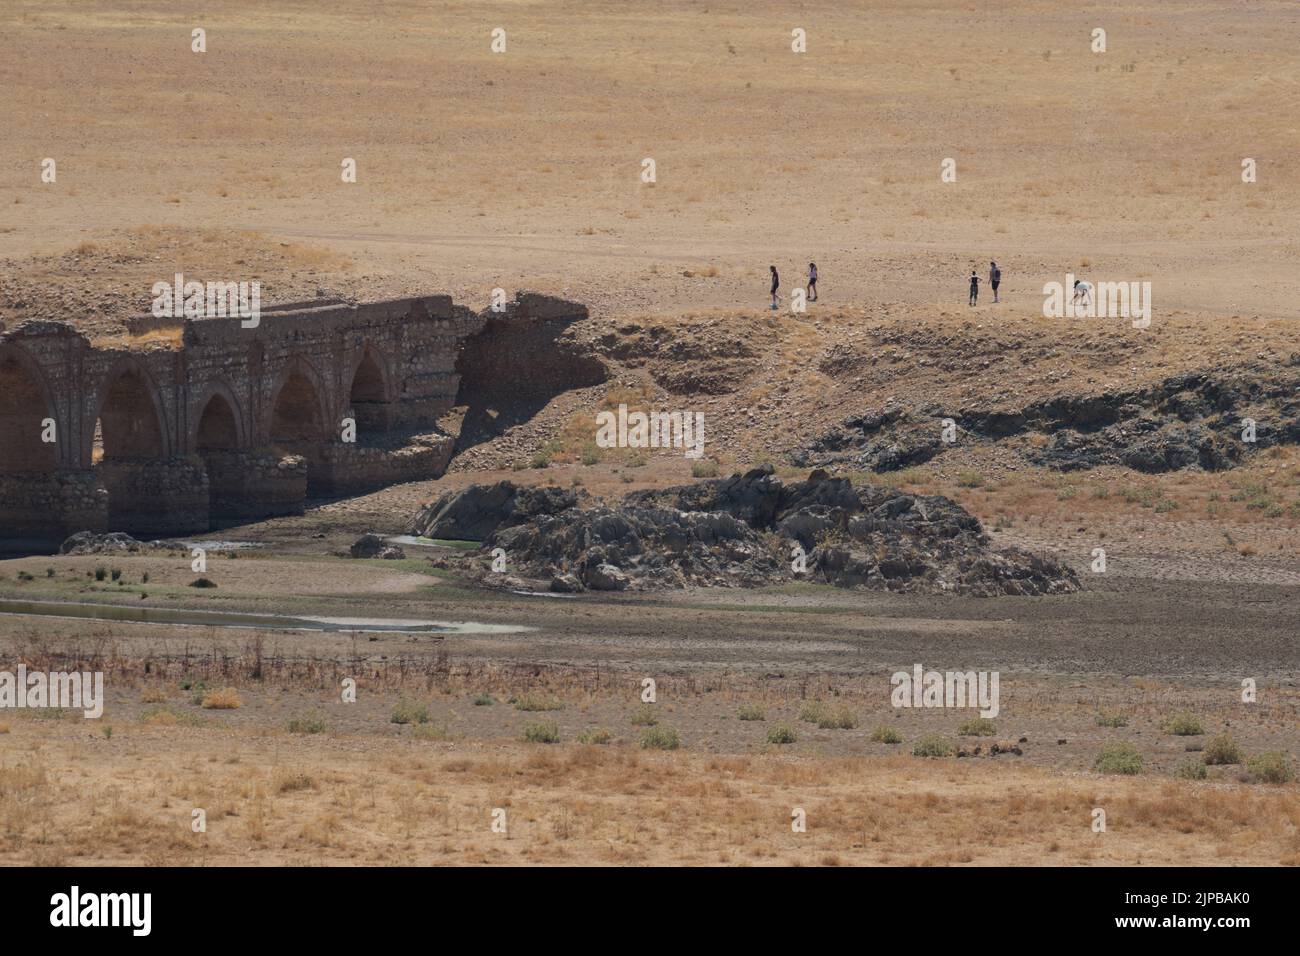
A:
[0,296,488,545]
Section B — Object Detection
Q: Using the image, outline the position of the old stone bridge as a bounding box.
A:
[0,292,595,546]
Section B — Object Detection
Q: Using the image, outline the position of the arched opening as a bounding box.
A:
[197,393,239,452]
[0,352,63,546]
[93,366,173,532]
[0,353,56,474]
[270,370,329,493]
[196,393,242,524]
[98,369,165,461]
[348,349,391,434]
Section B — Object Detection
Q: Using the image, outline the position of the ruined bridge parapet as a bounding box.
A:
[0,295,488,544]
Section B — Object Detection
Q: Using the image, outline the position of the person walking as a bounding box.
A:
[968,269,980,306]
[807,262,818,302]
[769,265,781,310]
[989,260,1001,303]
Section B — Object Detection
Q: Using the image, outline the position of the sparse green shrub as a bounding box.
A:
[577,728,613,745]
[736,704,766,721]
[390,699,430,725]
[957,717,997,736]
[798,700,828,723]
[1162,712,1204,736]
[766,725,797,745]
[1176,759,1207,780]
[691,459,720,479]
[1095,712,1129,728]
[94,566,107,581]
[870,725,903,744]
[472,693,495,706]
[912,734,953,757]
[1246,751,1293,784]
[287,712,327,734]
[523,721,560,743]
[1202,733,1242,766]
[110,568,122,581]
[816,706,857,730]
[640,726,680,750]
[1094,742,1143,775]
[629,704,658,726]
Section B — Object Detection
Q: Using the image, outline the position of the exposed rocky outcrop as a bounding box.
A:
[422,467,1078,597]
[797,362,1300,474]
[59,531,148,555]
[409,480,585,541]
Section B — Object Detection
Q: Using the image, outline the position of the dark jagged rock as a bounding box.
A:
[438,469,1078,597]
[797,363,1300,474]
[59,531,145,555]
[409,480,583,541]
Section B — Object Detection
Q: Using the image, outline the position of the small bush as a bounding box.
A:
[1095,712,1129,728]
[523,721,560,744]
[690,459,720,479]
[16,570,34,582]
[640,726,680,750]
[1176,759,1208,780]
[390,699,430,725]
[798,700,828,723]
[513,693,563,712]
[110,568,122,581]
[870,725,903,744]
[94,566,107,581]
[1094,742,1143,775]
[816,706,857,730]
[200,687,242,709]
[287,712,327,734]
[577,728,613,745]
[1246,751,1293,784]
[957,717,997,736]
[472,693,495,706]
[1162,712,1204,736]
[912,734,953,757]
[736,703,766,721]
[1202,733,1242,766]
[956,470,983,489]
[766,725,797,745]
[629,705,658,726]
[189,577,218,589]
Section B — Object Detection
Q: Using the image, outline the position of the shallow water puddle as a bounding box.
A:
[0,599,532,635]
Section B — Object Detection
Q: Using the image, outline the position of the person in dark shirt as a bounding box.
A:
[968,270,980,306]
[989,260,1001,303]
[807,262,818,302]
[770,265,780,310]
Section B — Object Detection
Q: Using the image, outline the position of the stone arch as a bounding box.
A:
[346,344,394,434]
[193,386,246,526]
[268,359,331,494]
[89,358,186,534]
[269,360,329,444]
[0,343,58,474]
[191,382,246,452]
[88,358,170,465]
